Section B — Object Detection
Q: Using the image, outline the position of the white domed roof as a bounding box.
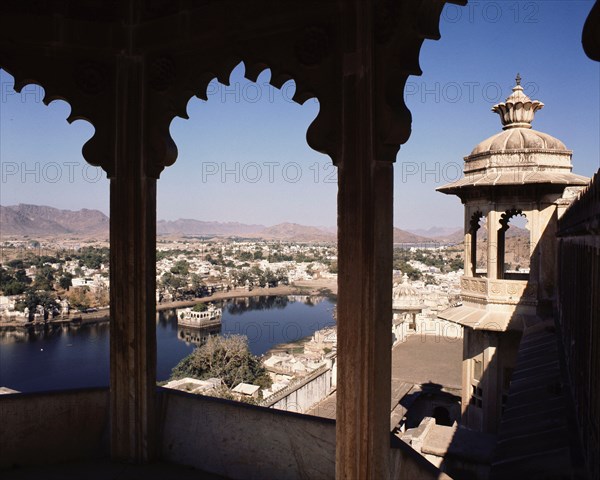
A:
[392,274,421,308]
[471,128,568,156]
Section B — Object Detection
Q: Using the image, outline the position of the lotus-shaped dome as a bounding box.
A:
[470,74,569,156]
[491,75,544,130]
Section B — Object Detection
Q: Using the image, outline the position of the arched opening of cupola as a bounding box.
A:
[466,211,484,277]
[474,213,487,277]
[158,62,337,404]
[497,209,530,281]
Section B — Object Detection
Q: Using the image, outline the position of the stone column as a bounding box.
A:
[336,2,392,477]
[337,162,393,479]
[487,210,499,279]
[464,209,473,277]
[461,328,472,423]
[482,332,500,433]
[109,56,157,462]
[497,226,506,279]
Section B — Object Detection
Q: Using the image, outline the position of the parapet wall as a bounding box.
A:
[557,168,600,480]
[262,364,334,413]
[0,388,109,468]
[1,386,449,479]
[158,387,449,480]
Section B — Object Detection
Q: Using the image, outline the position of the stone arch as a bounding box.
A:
[497,209,529,279]
[433,405,452,426]
[466,210,485,277]
[0,66,100,169]
[163,59,325,171]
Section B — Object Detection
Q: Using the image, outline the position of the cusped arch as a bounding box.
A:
[499,208,526,231]
[0,64,106,173]
[145,56,332,179]
[0,56,115,177]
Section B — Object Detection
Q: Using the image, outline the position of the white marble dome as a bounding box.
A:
[470,128,568,156]
[392,274,421,308]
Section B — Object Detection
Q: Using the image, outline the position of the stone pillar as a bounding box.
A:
[482,332,499,433]
[487,210,499,279]
[109,56,157,462]
[336,2,392,477]
[461,328,472,423]
[497,226,506,279]
[464,210,473,277]
[337,161,393,479]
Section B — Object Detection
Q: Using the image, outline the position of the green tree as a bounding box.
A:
[68,287,91,310]
[448,257,464,271]
[192,303,207,312]
[33,265,55,291]
[171,335,272,390]
[59,274,73,290]
[7,259,25,269]
[238,251,253,262]
[18,289,58,318]
[170,259,190,276]
[15,269,32,285]
[160,272,186,293]
[328,260,338,274]
[2,280,27,295]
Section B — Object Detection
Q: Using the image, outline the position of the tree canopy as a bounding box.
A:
[170,335,272,391]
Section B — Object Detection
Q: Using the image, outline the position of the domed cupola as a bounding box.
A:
[392,274,421,309]
[436,75,590,436]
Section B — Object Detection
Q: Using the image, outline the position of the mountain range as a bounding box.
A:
[1,204,109,238]
[1,204,494,243]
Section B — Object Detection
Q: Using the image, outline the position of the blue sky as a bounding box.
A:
[1,1,598,230]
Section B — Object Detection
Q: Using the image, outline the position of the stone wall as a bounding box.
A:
[159,387,449,480]
[0,388,109,468]
[1,386,449,479]
[263,364,333,413]
[557,169,600,480]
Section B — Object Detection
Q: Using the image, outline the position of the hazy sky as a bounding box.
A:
[1,2,598,230]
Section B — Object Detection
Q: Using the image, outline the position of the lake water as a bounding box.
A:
[0,295,336,393]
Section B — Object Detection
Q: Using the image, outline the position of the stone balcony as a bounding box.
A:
[460,277,537,306]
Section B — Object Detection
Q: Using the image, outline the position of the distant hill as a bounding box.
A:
[393,228,435,244]
[427,224,530,244]
[407,226,461,239]
[157,219,265,237]
[432,229,464,244]
[249,223,336,242]
[0,204,109,238]
[4,204,494,244]
[505,225,529,238]
[157,220,335,242]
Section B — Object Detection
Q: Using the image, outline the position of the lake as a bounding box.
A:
[0,295,336,393]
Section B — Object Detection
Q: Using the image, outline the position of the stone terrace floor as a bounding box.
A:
[307,333,463,419]
[2,460,229,480]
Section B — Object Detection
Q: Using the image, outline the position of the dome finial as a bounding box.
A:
[491,76,544,129]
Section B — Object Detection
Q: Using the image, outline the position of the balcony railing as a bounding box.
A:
[460,277,537,305]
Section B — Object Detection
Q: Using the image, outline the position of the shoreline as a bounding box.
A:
[0,279,337,329]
